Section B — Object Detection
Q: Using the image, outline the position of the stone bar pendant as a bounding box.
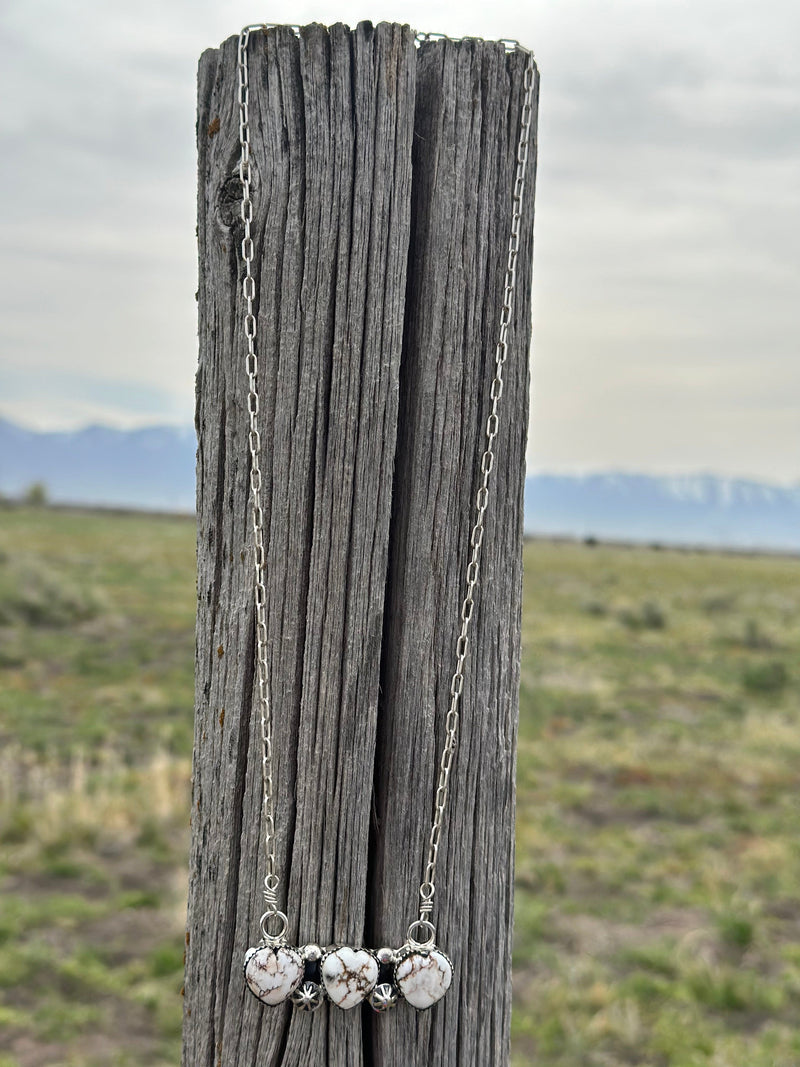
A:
[243,920,452,1011]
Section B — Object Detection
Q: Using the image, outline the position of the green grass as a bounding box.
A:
[1,506,799,1064]
[0,507,195,757]
[512,540,800,1065]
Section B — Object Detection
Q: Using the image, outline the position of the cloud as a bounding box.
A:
[0,0,797,482]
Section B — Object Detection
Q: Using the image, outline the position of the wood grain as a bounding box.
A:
[186,21,538,1067]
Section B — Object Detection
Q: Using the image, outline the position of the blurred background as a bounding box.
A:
[0,1,798,1065]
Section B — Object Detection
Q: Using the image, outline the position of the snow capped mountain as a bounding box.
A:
[659,474,793,508]
[0,418,197,512]
[524,472,800,552]
[0,418,797,552]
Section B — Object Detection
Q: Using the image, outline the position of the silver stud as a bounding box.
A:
[376,946,396,965]
[290,980,324,1012]
[368,982,400,1012]
[301,943,322,962]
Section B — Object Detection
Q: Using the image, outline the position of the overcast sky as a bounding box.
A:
[0,0,797,483]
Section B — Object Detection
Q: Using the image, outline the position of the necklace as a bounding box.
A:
[237,22,535,1015]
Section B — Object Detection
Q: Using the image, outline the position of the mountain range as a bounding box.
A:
[0,418,197,513]
[525,472,800,552]
[1,418,798,552]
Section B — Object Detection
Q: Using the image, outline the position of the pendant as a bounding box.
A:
[393,921,452,1010]
[394,946,453,1009]
[243,919,451,1012]
[320,946,379,1009]
[244,943,304,1005]
[244,908,306,1007]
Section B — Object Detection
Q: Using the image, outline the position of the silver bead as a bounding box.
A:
[301,943,322,962]
[290,980,324,1012]
[368,982,400,1012]
[376,946,396,965]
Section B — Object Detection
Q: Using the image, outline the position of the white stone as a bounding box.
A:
[244,945,304,1005]
[320,946,379,1009]
[395,949,452,1009]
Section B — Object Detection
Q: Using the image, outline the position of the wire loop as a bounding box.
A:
[259,909,289,945]
[407,919,437,949]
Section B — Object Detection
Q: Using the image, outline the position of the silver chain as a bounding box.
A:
[237,24,535,943]
[418,48,536,931]
[237,26,281,929]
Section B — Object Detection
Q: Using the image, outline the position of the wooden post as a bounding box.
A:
[186,21,538,1067]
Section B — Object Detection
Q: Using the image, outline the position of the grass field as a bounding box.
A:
[1,506,799,1066]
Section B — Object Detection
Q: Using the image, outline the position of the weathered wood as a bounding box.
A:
[186,21,538,1067]
[366,38,537,1066]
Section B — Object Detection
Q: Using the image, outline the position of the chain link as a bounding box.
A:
[237,23,535,937]
[415,30,531,53]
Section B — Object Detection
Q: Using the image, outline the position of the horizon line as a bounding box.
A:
[1,413,797,490]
